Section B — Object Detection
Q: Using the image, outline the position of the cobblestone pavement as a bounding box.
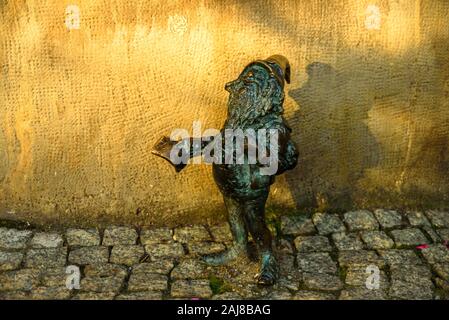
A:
[1,209,449,300]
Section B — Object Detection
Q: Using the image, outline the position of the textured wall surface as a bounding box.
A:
[0,0,448,227]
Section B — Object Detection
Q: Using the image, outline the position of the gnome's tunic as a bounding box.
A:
[212,113,298,201]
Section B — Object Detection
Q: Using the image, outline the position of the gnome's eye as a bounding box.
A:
[243,71,254,83]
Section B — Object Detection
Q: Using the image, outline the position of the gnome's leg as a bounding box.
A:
[242,196,279,285]
[202,196,248,265]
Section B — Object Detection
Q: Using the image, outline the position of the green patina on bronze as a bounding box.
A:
[153,55,298,285]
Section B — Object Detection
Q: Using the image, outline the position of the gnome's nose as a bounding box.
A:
[225,81,234,92]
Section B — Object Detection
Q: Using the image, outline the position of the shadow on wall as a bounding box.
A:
[287,62,381,211]
[230,0,449,212]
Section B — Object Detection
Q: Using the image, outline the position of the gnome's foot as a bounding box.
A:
[256,253,279,286]
[201,245,246,266]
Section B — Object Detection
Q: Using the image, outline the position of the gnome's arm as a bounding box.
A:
[256,124,298,175]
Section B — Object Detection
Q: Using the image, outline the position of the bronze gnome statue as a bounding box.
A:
[152,55,298,285]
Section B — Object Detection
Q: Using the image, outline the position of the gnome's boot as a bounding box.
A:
[256,251,279,285]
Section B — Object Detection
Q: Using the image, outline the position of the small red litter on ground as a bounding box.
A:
[416,244,429,250]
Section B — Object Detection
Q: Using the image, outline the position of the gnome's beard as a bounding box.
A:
[225,87,269,129]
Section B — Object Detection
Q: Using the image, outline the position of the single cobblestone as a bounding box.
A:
[73,292,116,300]
[145,242,184,259]
[230,283,270,299]
[0,251,23,271]
[30,232,64,248]
[0,228,32,249]
[140,227,173,245]
[171,279,212,298]
[312,212,345,235]
[29,286,71,300]
[173,225,211,243]
[188,242,226,256]
[378,249,423,266]
[345,266,389,289]
[280,215,316,236]
[81,274,125,293]
[297,252,337,274]
[389,280,433,300]
[373,209,403,229]
[68,246,109,265]
[66,228,100,246]
[209,223,233,243]
[278,254,302,289]
[128,273,168,292]
[25,247,67,268]
[262,290,292,300]
[360,231,394,249]
[110,245,144,266]
[212,292,243,300]
[294,236,332,253]
[116,291,163,300]
[407,211,431,227]
[278,275,301,291]
[0,269,38,291]
[292,291,336,300]
[303,272,344,291]
[390,264,433,287]
[84,263,127,277]
[426,210,449,228]
[132,260,174,275]
[278,253,296,275]
[103,226,138,245]
[0,291,29,300]
[171,259,209,279]
[420,244,449,265]
[344,210,379,231]
[339,287,387,300]
[338,250,385,268]
[331,232,363,251]
[391,228,429,248]
[40,267,69,287]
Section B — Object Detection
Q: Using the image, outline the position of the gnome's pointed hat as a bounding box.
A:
[243,54,291,88]
[265,55,291,86]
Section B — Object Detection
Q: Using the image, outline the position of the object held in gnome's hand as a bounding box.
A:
[151,135,215,172]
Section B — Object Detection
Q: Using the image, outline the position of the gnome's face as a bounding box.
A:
[225,65,275,128]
